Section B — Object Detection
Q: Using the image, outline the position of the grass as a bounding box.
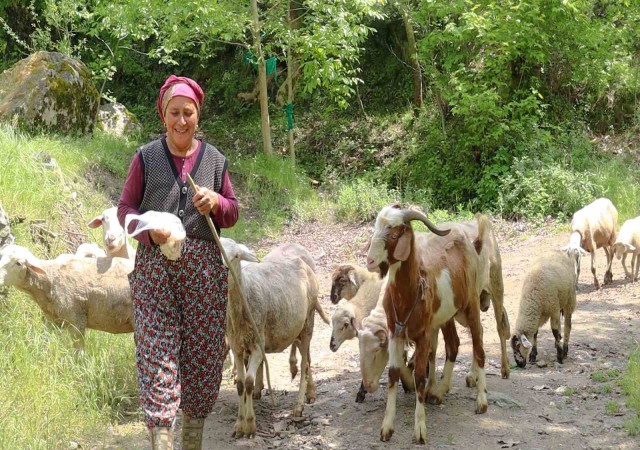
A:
[622,346,640,436]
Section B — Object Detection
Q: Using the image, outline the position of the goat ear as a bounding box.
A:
[520,334,533,349]
[393,231,412,261]
[348,269,357,286]
[375,329,388,348]
[87,215,104,228]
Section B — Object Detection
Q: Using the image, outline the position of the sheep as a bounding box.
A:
[563,198,618,289]
[367,206,489,444]
[75,243,107,258]
[613,216,640,282]
[220,238,328,438]
[511,250,577,368]
[0,244,134,350]
[329,269,384,352]
[88,206,134,258]
[330,264,380,303]
[125,211,186,260]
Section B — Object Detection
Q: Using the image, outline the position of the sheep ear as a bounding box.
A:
[348,269,357,287]
[87,215,104,228]
[375,329,388,348]
[238,244,259,263]
[393,232,412,261]
[520,334,533,349]
[26,259,46,275]
[627,244,636,252]
[350,316,360,335]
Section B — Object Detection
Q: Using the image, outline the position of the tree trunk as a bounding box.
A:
[287,0,298,165]
[251,0,273,155]
[399,1,422,108]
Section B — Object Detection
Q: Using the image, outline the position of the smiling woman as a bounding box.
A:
[116,75,239,450]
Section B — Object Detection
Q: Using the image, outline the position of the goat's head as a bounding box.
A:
[359,326,389,393]
[366,206,450,278]
[0,244,46,286]
[330,264,358,304]
[510,333,533,368]
[88,207,126,254]
[329,300,358,352]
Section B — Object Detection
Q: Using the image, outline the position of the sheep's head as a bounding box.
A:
[562,231,588,281]
[329,300,358,352]
[359,326,389,393]
[125,211,186,260]
[330,264,358,304]
[88,207,126,255]
[366,206,450,278]
[613,242,635,260]
[220,238,259,283]
[510,334,533,368]
[0,245,46,286]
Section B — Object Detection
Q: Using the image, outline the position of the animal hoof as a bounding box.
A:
[427,393,443,405]
[293,405,304,417]
[501,366,510,379]
[476,402,488,414]
[355,391,366,403]
[465,374,477,388]
[413,426,427,445]
[252,391,262,400]
[380,428,394,442]
[563,343,569,359]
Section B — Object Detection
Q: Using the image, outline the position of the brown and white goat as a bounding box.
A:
[366,206,488,444]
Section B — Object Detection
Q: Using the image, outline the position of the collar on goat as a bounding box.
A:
[390,275,426,338]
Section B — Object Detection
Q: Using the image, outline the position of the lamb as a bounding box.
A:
[613,216,640,282]
[0,244,134,350]
[75,243,107,258]
[510,250,577,368]
[125,211,186,260]
[330,264,380,303]
[367,206,488,444]
[88,207,134,258]
[329,268,384,352]
[563,198,618,289]
[220,238,329,438]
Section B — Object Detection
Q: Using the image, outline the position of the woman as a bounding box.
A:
[117,75,238,450]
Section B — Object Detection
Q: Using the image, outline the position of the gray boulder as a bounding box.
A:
[0,51,99,134]
[98,102,141,137]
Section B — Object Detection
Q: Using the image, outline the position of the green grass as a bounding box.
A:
[592,157,640,222]
[623,346,640,436]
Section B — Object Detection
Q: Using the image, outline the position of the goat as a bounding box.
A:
[88,207,134,258]
[563,198,618,289]
[0,244,134,350]
[367,206,488,444]
[613,216,640,282]
[220,238,327,438]
[511,250,577,367]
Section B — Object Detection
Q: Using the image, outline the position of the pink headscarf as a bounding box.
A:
[157,75,205,122]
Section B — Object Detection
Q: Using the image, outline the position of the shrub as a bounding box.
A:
[334,178,399,223]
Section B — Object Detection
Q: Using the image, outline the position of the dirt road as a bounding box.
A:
[191,221,640,450]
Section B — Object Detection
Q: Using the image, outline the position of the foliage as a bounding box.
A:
[334,178,399,223]
[623,346,640,435]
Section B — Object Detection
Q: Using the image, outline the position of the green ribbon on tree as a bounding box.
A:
[244,51,278,80]
[285,102,294,131]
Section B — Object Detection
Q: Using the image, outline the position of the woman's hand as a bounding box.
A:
[192,185,219,215]
[150,229,171,245]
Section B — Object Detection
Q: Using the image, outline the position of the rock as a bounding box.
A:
[536,360,548,368]
[488,391,522,409]
[0,203,14,250]
[532,385,550,391]
[555,386,568,395]
[98,102,141,137]
[0,51,99,134]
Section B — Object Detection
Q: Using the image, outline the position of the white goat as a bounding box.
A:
[125,211,186,260]
[563,198,618,289]
[220,238,328,438]
[88,206,134,258]
[511,250,577,368]
[75,243,107,258]
[613,216,640,282]
[0,244,134,349]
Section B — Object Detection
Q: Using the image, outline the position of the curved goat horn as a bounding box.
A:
[400,209,451,236]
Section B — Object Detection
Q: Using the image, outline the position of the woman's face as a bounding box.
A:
[164,96,199,152]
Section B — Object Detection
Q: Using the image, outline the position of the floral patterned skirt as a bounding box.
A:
[128,236,228,429]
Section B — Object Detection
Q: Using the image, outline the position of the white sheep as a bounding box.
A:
[613,216,640,282]
[329,267,384,352]
[510,250,577,368]
[0,244,134,350]
[220,238,328,438]
[563,198,618,289]
[88,206,134,258]
[329,264,380,304]
[75,243,107,258]
[125,211,186,260]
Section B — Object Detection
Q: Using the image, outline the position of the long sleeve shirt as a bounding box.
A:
[117,141,239,246]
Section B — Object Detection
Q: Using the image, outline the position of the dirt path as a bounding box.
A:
[197,221,640,450]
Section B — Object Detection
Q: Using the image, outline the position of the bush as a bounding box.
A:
[334,178,399,223]
[496,156,601,221]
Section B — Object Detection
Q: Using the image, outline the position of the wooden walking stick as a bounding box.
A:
[186,174,276,406]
